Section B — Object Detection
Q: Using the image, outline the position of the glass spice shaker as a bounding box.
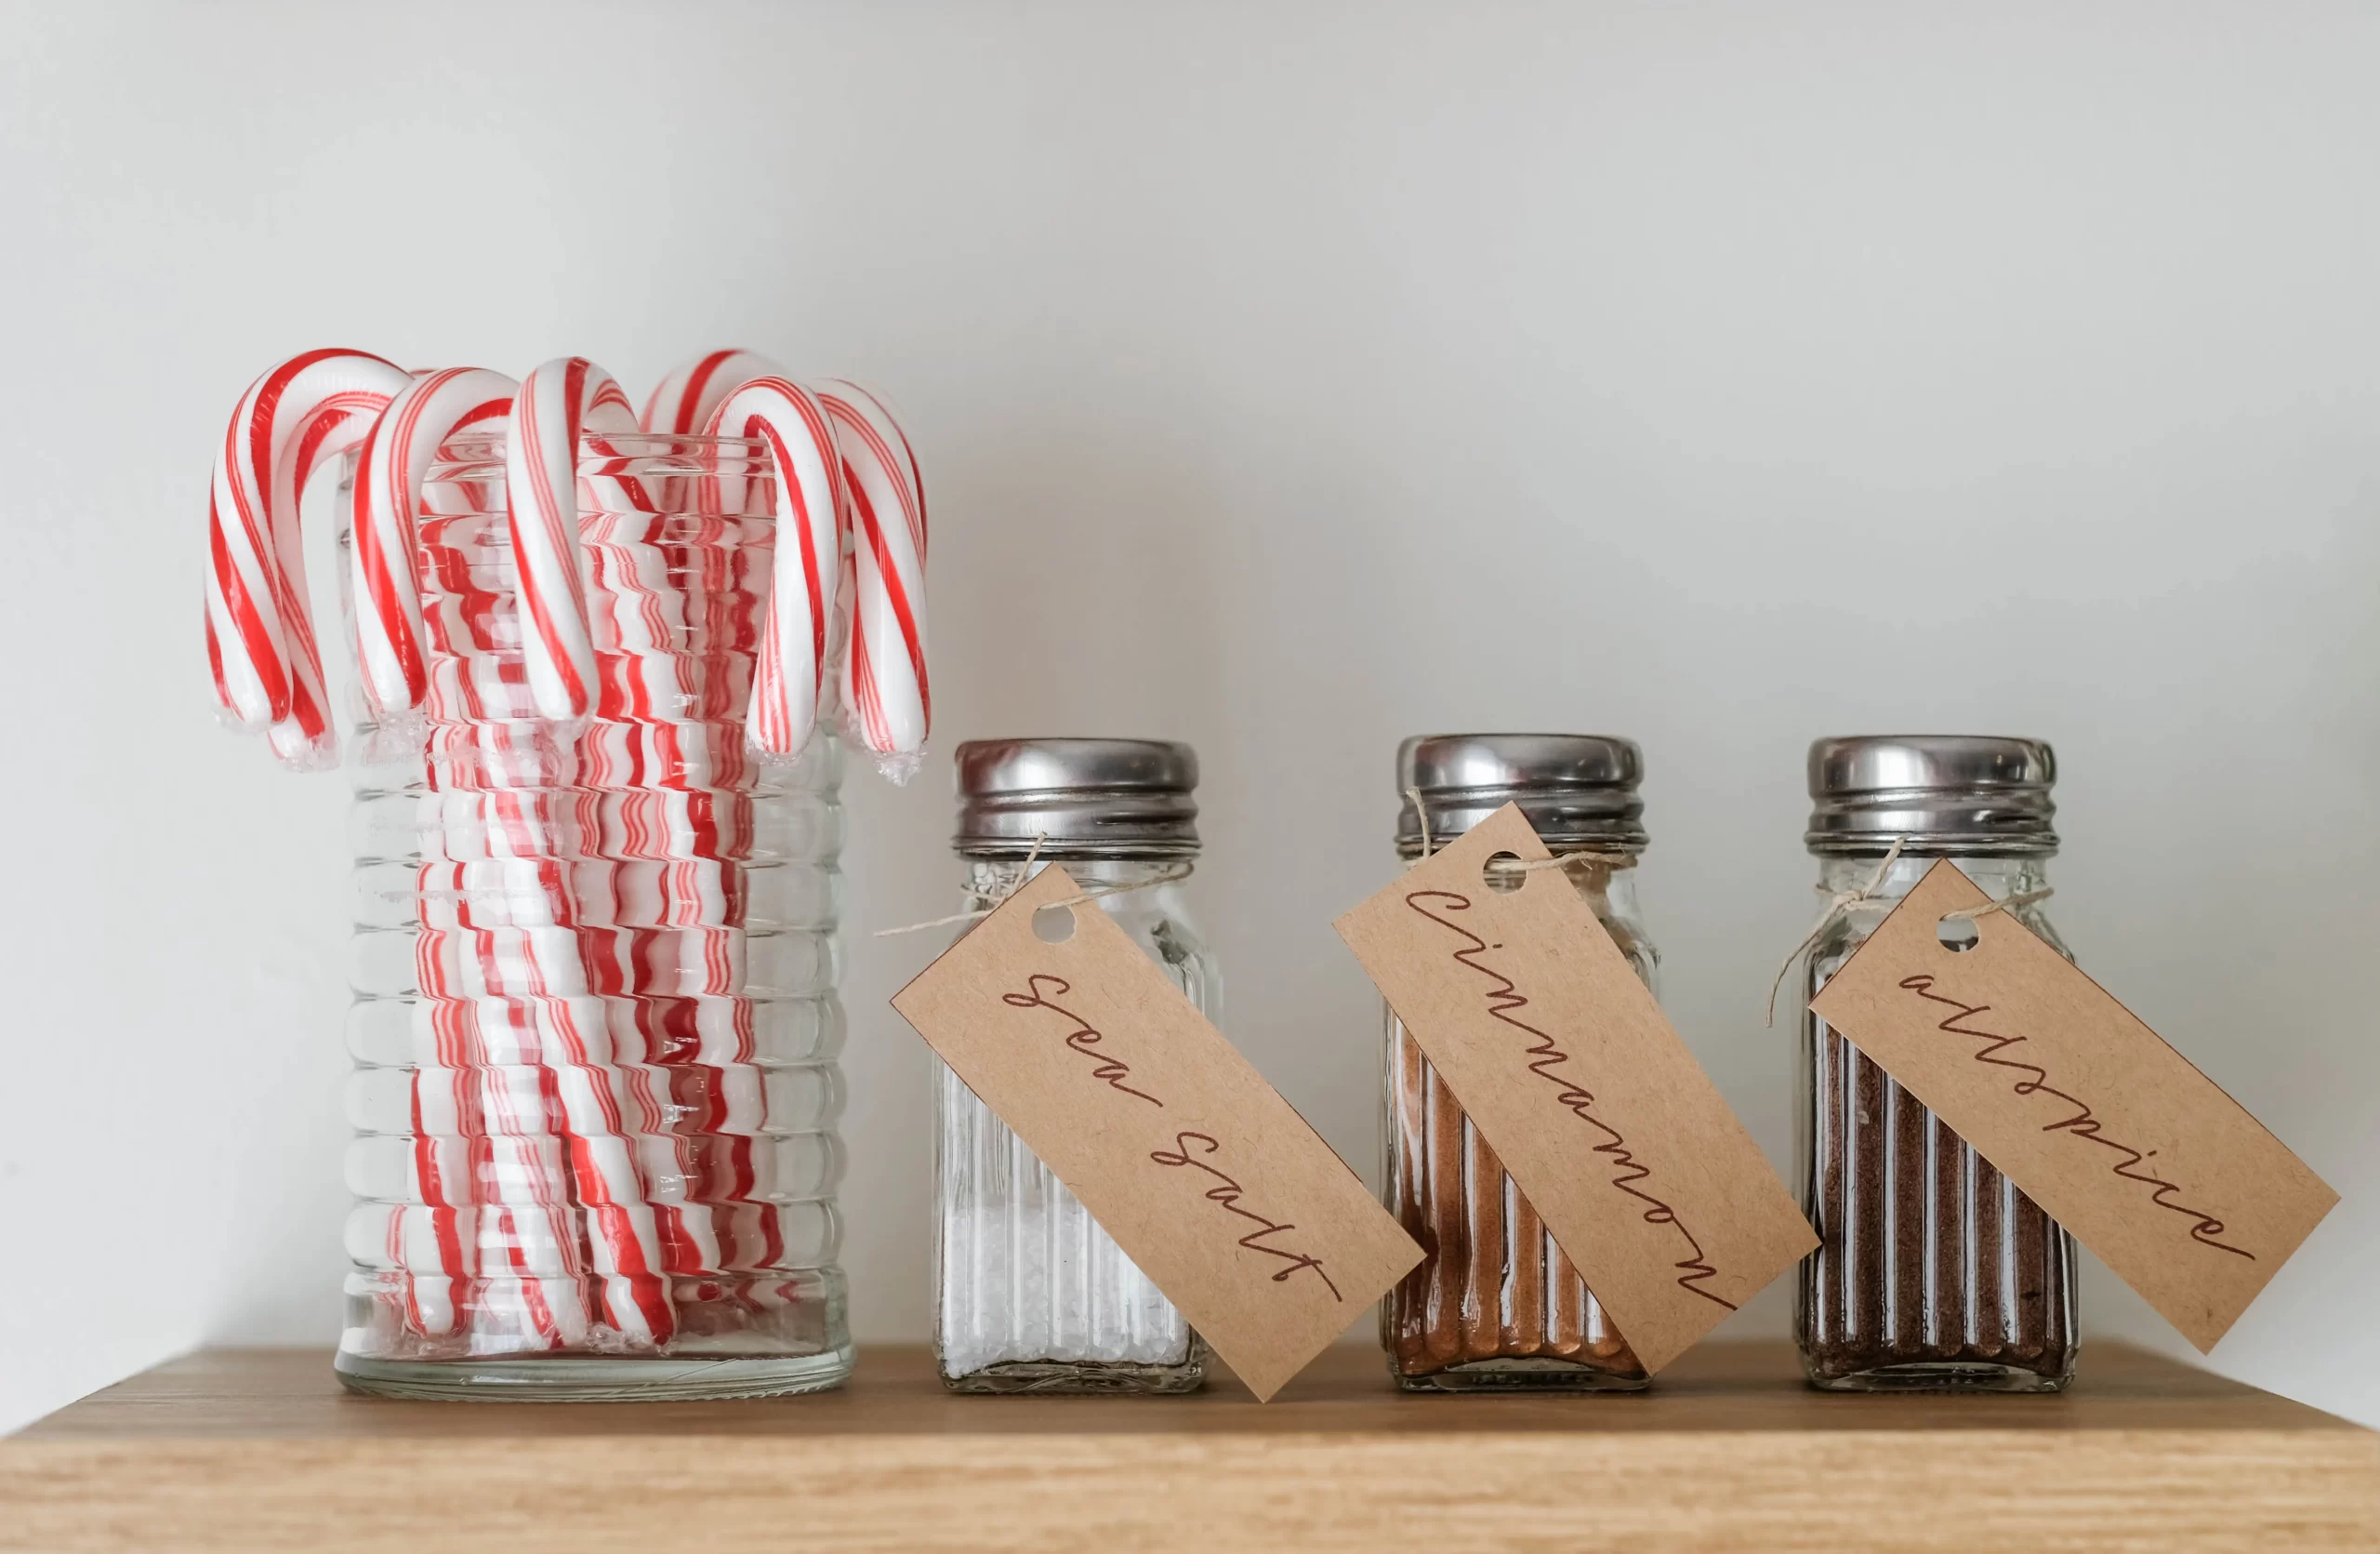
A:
[1795,735,2080,1392]
[1382,734,1659,1391]
[933,738,1218,1393]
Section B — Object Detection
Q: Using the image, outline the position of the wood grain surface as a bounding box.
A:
[6,1343,2373,1551]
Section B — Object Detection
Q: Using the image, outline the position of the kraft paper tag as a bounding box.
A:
[891,866,1424,1401]
[1809,858,2337,1352]
[1333,804,1818,1373]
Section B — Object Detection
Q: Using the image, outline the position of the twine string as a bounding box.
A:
[1765,838,1907,1028]
[1939,887,2054,924]
[1764,838,2054,1026]
[1403,785,1635,879]
[873,832,1193,936]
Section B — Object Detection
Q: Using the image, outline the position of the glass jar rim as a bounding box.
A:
[428,428,774,479]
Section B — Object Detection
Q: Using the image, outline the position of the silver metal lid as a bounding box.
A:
[1395,734,1647,856]
[1805,735,2058,856]
[954,738,1200,859]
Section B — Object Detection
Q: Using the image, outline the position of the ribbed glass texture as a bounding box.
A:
[1796,853,2079,1392]
[1382,856,1658,1390]
[933,857,1216,1393]
[335,434,853,1400]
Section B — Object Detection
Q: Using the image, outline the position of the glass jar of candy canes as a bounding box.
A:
[933,739,1215,1393]
[1381,734,1659,1391]
[336,430,853,1400]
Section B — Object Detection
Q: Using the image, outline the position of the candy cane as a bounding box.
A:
[704,378,845,755]
[351,368,518,723]
[505,357,638,722]
[205,348,413,768]
[641,348,786,435]
[413,458,640,1350]
[814,379,929,761]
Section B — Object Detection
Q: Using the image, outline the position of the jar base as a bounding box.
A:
[939,1356,1206,1396]
[334,1346,855,1402]
[1391,1355,1650,1393]
[1799,1354,2074,1394]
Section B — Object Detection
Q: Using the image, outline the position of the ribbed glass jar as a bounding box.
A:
[1381,734,1658,1392]
[932,738,1214,1393]
[1794,735,2079,1393]
[336,432,853,1401]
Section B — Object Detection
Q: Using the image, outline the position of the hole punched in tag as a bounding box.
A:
[1936,913,1981,952]
[1482,850,1527,895]
[1031,903,1078,945]
[1931,882,2053,955]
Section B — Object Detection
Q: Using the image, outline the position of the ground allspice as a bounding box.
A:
[1800,1023,2076,1388]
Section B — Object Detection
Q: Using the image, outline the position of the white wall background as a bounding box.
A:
[2,1,2373,1432]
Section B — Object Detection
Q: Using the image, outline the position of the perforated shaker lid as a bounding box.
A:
[1805,735,2058,856]
[954,737,1200,858]
[1395,733,1647,856]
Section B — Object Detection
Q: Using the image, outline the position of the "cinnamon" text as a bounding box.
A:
[1404,888,1737,1310]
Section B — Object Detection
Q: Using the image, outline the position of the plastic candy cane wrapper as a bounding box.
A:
[203,346,921,1400]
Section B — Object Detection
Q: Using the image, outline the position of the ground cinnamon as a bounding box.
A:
[1383,1023,1646,1388]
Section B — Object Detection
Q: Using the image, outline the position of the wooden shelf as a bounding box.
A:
[6,1343,2373,1551]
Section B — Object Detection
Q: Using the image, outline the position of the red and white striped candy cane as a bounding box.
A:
[505,358,639,722]
[640,349,785,435]
[205,348,413,768]
[703,378,846,756]
[814,379,929,762]
[351,368,517,723]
